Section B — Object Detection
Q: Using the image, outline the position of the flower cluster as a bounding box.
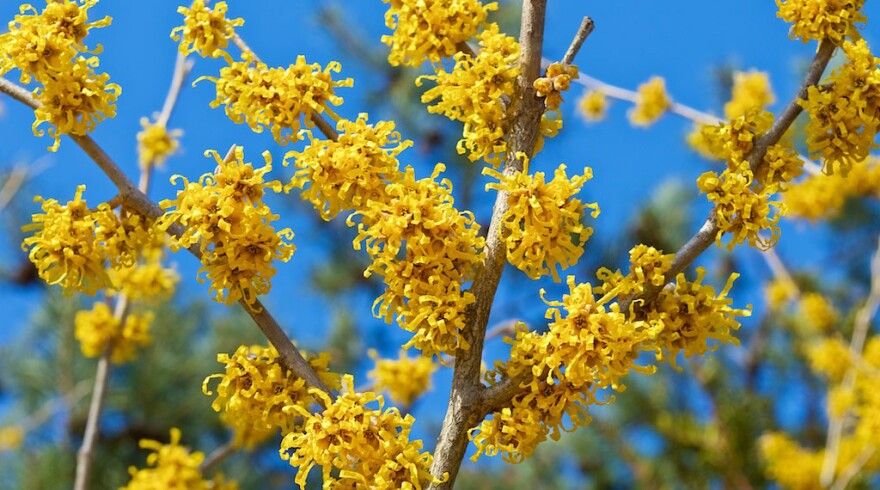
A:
[74,302,153,364]
[784,157,880,220]
[122,428,238,490]
[776,0,867,45]
[692,109,802,249]
[203,344,340,449]
[798,292,839,331]
[419,25,520,166]
[0,426,24,451]
[596,244,674,298]
[22,185,155,295]
[724,70,776,119]
[697,162,785,250]
[484,155,599,281]
[284,114,411,220]
[350,164,485,356]
[107,247,179,303]
[158,147,294,307]
[0,0,110,83]
[800,39,880,175]
[170,0,243,61]
[474,260,747,462]
[137,118,181,170]
[765,277,798,310]
[649,269,747,363]
[280,376,437,489]
[628,76,671,126]
[0,0,119,151]
[759,432,825,490]
[578,90,608,122]
[381,0,498,67]
[200,56,353,145]
[368,349,436,407]
[534,62,579,111]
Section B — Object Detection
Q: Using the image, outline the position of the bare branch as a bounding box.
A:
[74,296,128,490]
[199,440,237,474]
[562,17,594,65]
[747,41,836,172]
[427,1,549,487]
[821,232,880,487]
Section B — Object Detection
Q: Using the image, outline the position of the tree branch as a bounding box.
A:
[747,41,836,171]
[74,295,128,490]
[427,1,549,487]
[0,76,330,395]
[821,232,880,487]
[481,38,837,417]
[562,17,594,65]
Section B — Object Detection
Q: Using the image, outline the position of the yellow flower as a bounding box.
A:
[534,62,579,111]
[350,164,485,356]
[484,154,599,281]
[368,349,436,407]
[203,344,340,450]
[783,157,880,220]
[74,302,153,364]
[776,0,867,45]
[418,24,520,166]
[765,277,798,310]
[0,0,111,84]
[122,428,237,490]
[22,185,110,295]
[280,376,436,489]
[596,244,675,299]
[0,426,24,451]
[806,336,851,382]
[381,0,497,67]
[697,162,785,250]
[800,39,880,175]
[170,0,243,61]
[628,76,671,126]
[159,147,294,308]
[284,114,410,220]
[108,247,179,303]
[759,432,823,490]
[650,268,748,364]
[578,90,608,122]
[798,292,839,331]
[137,118,181,170]
[724,71,776,119]
[31,56,121,151]
[200,56,353,145]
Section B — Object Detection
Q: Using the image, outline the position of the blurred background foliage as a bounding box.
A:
[1,0,879,489]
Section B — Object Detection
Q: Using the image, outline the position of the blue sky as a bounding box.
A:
[1,0,878,468]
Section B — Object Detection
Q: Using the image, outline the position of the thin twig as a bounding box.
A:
[562,17,594,65]
[157,53,193,128]
[830,444,876,490]
[74,295,128,490]
[747,41,836,172]
[0,76,330,395]
[820,233,880,487]
[427,1,549,487]
[199,440,237,473]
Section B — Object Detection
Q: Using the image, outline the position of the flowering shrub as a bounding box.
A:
[2,1,880,489]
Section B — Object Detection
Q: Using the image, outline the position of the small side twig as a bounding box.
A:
[561,17,594,65]
[199,440,237,474]
[74,296,128,490]
[820,232,880,487]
